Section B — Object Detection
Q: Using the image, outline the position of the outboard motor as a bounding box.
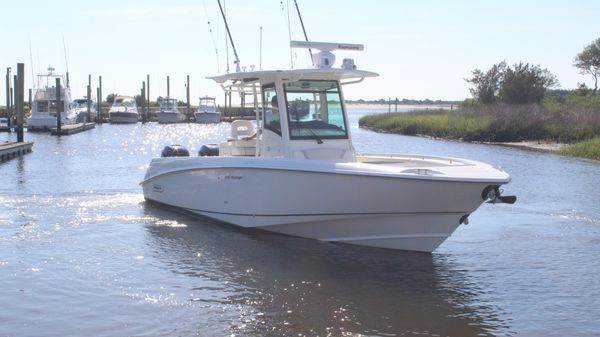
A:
[198,144,219,157]
[161,144,190,157]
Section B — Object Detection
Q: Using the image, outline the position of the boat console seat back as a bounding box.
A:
[229,120,256,140]
[219,120,257,156]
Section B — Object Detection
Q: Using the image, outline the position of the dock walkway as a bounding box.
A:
[0,142,33,163]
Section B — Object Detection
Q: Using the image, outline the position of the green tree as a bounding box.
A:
[465,61,506,104]
[466,61,557,104]
[106,94,116,104]
[574,38,600,94]
[499,62,558,104]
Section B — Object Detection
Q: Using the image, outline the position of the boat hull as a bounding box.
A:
[194,112,221,123]
[27,115,76,131]
[142,157,506,252]
[157,112,186,124]
[109,112,139,124]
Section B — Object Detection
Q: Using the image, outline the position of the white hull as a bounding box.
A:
[109,112,139,124]
[194,112,221,123]
[142,155,508,252]
[27,114,77,131]
[157,112,187,124]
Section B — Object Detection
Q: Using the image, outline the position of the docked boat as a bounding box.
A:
[141,41,515,253]
[27,67,77,131]
[194,96,220,123]
[0,117,10,132]
[156,98,186,124]
[109,96,139,123]
[72,98,98,123]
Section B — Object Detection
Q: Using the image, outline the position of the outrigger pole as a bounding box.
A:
[217,0,241,72]
[293,0,313,65]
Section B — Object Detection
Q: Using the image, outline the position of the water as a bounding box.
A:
[1,107,599,336]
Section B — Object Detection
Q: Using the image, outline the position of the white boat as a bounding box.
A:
[156,98,186,124]
[0,117,10,132]
[109,96,139,123]
[72,98,98,123]
[194,96,221,123]
[27,67,78,131]
[141,41,515,253]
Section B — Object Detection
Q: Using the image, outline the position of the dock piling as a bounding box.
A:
[98,75,102,122]
[56,78,61,132]
[16,63,24,142]
[87,74,92,122]
[186,75,190,121]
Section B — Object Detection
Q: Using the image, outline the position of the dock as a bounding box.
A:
[51,123,95,136]
[0,142,33,163]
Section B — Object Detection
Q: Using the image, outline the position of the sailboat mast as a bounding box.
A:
[217,0,240,72]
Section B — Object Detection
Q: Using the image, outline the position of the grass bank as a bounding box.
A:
[359,104,600,161]
[562,136,600,160]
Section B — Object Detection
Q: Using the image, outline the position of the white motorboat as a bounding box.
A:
[0,117,10,132]
[194,96,221,123]
[109,96,139,123]
[156,98,186,124]
[27,67,78,131]
[141,41,515,253]
[72,98,98,123]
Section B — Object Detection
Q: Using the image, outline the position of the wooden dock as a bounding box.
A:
[51,123,95,136]
[0,142,33,163]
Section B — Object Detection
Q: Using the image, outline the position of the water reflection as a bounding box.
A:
[143,203,508,336]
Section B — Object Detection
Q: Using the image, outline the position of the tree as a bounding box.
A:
[499,62,558,104]
[106,94,116,104]
[574,38,600,94]
[466,61,506,104]
[466,61,558,104]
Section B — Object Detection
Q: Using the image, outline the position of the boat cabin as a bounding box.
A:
[210,41,377,161]
[159,98,178,112]
[198,96,217,113]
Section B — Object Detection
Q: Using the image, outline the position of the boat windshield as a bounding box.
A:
[284,80,347,140]
[114,98,135,107]
[160,99,177,110]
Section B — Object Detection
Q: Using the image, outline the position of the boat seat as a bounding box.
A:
[221,120,257,156]
[230,120,256,140]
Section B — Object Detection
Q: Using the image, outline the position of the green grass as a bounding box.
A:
[561,136,600,160]
[359,110,492,141]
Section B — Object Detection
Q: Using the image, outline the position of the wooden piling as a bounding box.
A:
[5,68,11,127]
[28,88,32,113]
[167,75,170,98]
[98,76,102,122]
[141,81,146,122]
[16,63,24,142]
[87,74,92,122]
[146,74,150,119]
[55,78,61,131]
[186,75,190,121]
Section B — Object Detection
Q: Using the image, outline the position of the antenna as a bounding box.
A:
[28,35,35,90]
[62,35,70,87]
[293,0,312,65]
[203,0,220,73]
[259,26,263,70]
[217,0,240,72]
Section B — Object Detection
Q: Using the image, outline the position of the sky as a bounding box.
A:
[1,0,599,105]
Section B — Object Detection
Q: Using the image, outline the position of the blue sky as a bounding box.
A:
[1,0,599,105]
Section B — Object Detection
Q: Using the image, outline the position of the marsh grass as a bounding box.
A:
[359,104,600,143]
[562,136,600,160]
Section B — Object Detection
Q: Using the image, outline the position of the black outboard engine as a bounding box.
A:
[198,144,219,157]
[161,144,190,157]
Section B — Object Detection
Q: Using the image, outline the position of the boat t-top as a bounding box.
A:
[156,98,186,124]
[195,96,220,123]
[27,67,77,131]
[109,96,139,124]
[141,41,515,253]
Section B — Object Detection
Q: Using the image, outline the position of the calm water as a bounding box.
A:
[1,107,599,336]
